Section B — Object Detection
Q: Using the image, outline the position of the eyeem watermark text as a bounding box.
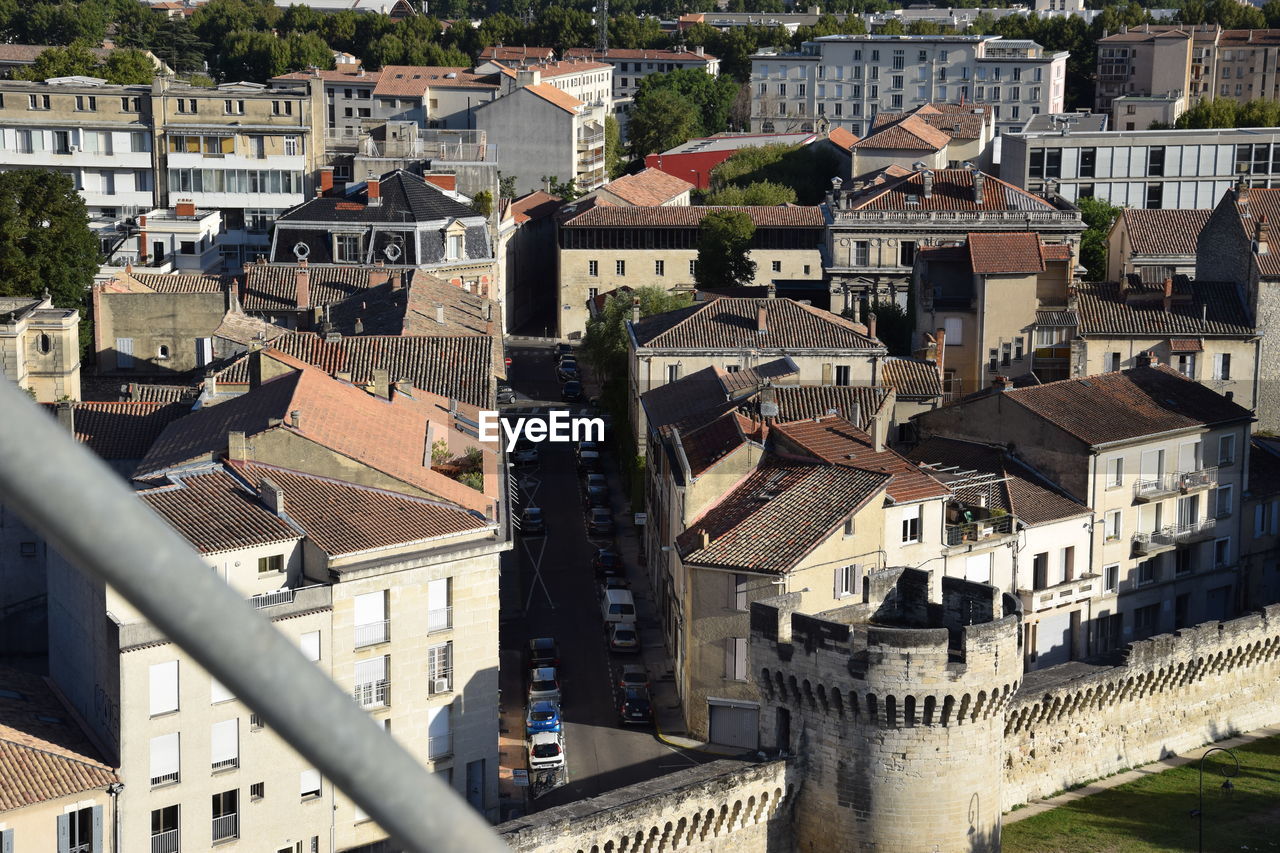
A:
[479,411,605,452]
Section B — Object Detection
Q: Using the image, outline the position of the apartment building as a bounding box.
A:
[1105,208,1210,282]
[563,47,719,136]
[1240,437,1280,609]
[1002,121,1280,208]
[864,102,996,171]
[826,165,1084,315]
[915,366,1254,651]
[496,190,562,333]
[1213,30,1280,102]
[557,204,826,339]
[46,350,509,852]
[495,58,612,110]
[749,34,1067,138]
[0,293,81,402]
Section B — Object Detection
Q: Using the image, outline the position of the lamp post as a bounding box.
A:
[1190,746,1240,853]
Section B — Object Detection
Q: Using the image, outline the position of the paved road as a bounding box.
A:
[499,345,708,810]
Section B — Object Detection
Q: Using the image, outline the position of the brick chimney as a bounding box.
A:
[1237,174,1251,207]
[260,478,285,516]
[992,375,1010,392]
[1162,277,1173,314]
[866,311,878,340]
[367,175,382,206]
[935,325,946,387]
[1256,214,1270,254]
[973,171,985,206]
[756,305,768,334]
[295,261,311,310]
[319,167,334,194]
[175,199,196,218]
[55,401,74,434]
[1136,350,1155,367]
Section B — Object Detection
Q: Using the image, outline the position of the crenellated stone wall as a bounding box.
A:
[497,759,795,853]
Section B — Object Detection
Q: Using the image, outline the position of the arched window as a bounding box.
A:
[157,344,170,360]
[36,333,51,355]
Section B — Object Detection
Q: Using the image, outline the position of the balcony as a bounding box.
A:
[428,668,453,697]
[151,771,179,787]
[945,512,1015,548]
[150,830,179,853]
[354,679,390,709]
[427,733,452,760]
[1019,573,1098,613]
[1133,467,1217,502]
[427,606,452,634]
[354,620,389,648]
[249,587,295,609]
[1133,518,1217,555]
[212,755,239,771]
[212,813,239,842]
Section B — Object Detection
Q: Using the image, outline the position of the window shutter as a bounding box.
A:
[833,566,843,598]
[301,631,321,662]
[56,813,70,853]
[211,677,233,704]
[211,719,238,766]
[724,638,734,679]
[149,660,178,716]
[427,579,448,613]
[428,703,450,739]
[355,656,386,684]
[1257,505,1266,537]
[300,768,321,798]
[91,805,104,852]
[115,337,133,369]
[734,638,749,681]
[1,827,13,853]
[353,591,385,625]
[149,732,179,781]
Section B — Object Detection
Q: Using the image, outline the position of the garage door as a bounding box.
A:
[708,700,759,750]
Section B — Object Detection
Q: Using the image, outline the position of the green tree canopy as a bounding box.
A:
[605,114,625,180]
[470,190,493,218]
[628,88,700,158]
[696,210,757,289]
[1077,195,1121,282]
[704,180,796,205]
[581,286,693,379]
[634,66,740,138]
[148,16,211,73]
[102,49,157,85]
[0,170,99,313]
[14,43,98,80]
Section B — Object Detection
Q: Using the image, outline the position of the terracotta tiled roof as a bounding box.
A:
[564,47,717,62]
[522,82,584,113]
[996,365,1253,445]
[1097,26,1193,42]
[600,169,694,206]
[272,69,382,84]
[139,468,302,554]
[1073,280,1253,337]
[1168,337,1203,352]
[1219,28,1280,46]
[852,114,951,151]
[374,66,499,96]
[873,105,989,140]
[214,333,494,408]
[1035,309,1078,326]
[968,232,1045,274]
[479,45,554,62]
[127,272,229,294]
[1229,188,1280,276]
[1249,438,1280,499]
[506,190,562,224]
[826,126,859,152]
[213,310,290,346]
[880,357,943,399]
[765,385,889,430]
[122,383,199,403]
[771,416,950,504]
[719,358,799,394]
[239,264,385,313]
[230,462,486,555]
[560,205,825,228]
[676,458,890,573]
[0,668,118,812]
[631,297,880,350]
[507,58,610,78]
[909,437,1088,526]
[848,168,1057,212]
[1042,244,1073,261]
[41,401,191,460]
[674,411,751,476]
[1117,208,1211,257]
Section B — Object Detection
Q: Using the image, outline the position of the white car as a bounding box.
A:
[528,666,561,703]
[528,731,565,770]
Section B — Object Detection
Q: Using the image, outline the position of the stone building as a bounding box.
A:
[1241,436,1280,611]
[858,102,996,172]
[0,293,80,401]
[495,190,562,333]
[1105,208,1210,282]
[563,47,719,138]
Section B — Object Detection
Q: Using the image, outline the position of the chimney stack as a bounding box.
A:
[435,303,446,325]
[921,169,934,199]
[372,368,391,400]
[871,407,887,453]
[319,166,334,194]
[367,176,382,206]
[934,326,947,389]
[1136,350,1155,368]
[295,261,311,310]
[973,171,985,206]
[289,409,301,429]
[1162,277,1173,314]
[55,401,74,434]
[392,378,412,397]
[992,375,1010,392]
[756,305,768,334]
[1256,214,1270,254]
[175,199,196,218]
[867,311,878,340]
[1237,175,1251,206]
[631,296,641,325]
[204,369,217,397]
[259,477,286,517]
[227,430,247,461]
[699,528,710,550]
[247,345,263,390]
[767,281,777,298]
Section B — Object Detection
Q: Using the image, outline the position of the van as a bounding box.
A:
[600,588,636,625]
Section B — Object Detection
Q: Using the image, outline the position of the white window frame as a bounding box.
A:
[834,564,857,598]
[149,660,179,716]
[1104,510,1122,541]
[1103,563,1119,592]
[1106,457,1123,488]
[901,504,922,544]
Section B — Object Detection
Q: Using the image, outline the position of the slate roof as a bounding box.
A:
[600,169,694,206]
[852,113,952,151]
[675,459,890,573]
[139,468,302,554]
[771,416,950,504]
[41,401,191,460]
[560,205,825,228]
[847,168,1058,212]
[631,297,880,350]
[275,170,476,225]
[230,462,486,555]
[908,437,1089,526]
[880,357,943,399]
[968,232,1045,274]
[1073,280,1253,337]
[215,333,494,408]
[993,365,1254,446]
[1117,208,1211,257]
[0,668,118,812]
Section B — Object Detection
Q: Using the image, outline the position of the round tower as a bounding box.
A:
[751,568,1023,852]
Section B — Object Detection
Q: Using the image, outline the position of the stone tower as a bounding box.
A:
[750,567,1023,853]
[0,293,81,402]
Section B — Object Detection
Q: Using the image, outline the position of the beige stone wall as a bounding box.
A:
[1076,336,1257,412]
[93,290,226,376]
[498,759,794,853]
[0,791,114,852]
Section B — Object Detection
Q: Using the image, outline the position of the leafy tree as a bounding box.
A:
[278,3,325,34]
[879,18,905,34]
[708,142,842,205]
[544,176,582,200]
[1077,196,1121,282]
[0,171,99,317]
[498,174,517,199]
[634,67,739,140]
[216,29,283,81]
[15,43,98,80]
[148,16,211,73]
[628,88,699,158]
[281,31,335,72]
[696,210,757,289]
[605,114,625,179]
[470,189,493,218]
[704,180,795,205]
[102,49,157,85]
[846,300,911,356]
[581,286,693,382]
[907,19,944,35]
[20,2,106,46]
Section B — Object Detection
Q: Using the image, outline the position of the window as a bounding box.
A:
[778,83,786,96]
[899,240,916,267]
[427,642,452,695]
[1104,563,1119,592]
[272,100,294,116]
[301,631,321,662]
[176,98,197,114]
[689,259,697,276]
[724,637,748,681]
[151,806,178,850]
[667,364,681,383]
[901,504,921,544]
[1105,352,1121,372]
[1032,552,1049,590]
[28,94,49,110]
[1001,343,1012,366]
[853,240,869,266]
[115,337,134,369]
[835,564,857,598]
[1104,510,1122,541]
[1176,547,1194,576]
[1134,603,1159,637]
[211,677,233,704]
[1175,353,1195,378]
[150,732,180,786]
[731,574,749,610]
[1106,457,1123,488]
[334,234,363,264]
[965,553,992,583]
[1215,484,1234,518]
[354,655,389,707]
[257,554,284,574]
[943,316,963,346]
[284,135,299,156]
[122,96,142,113]
[1145,183,1163,210]
[211,719,239,770]
[224,99,246,115]
[353,590,388,648]
[447,233,464,260]
[1014,337,1024,361]
[615,260,625,276]
[588,260,598,277]
[1215,537,1231,567]
[301,768,321,799]
[1213,353,1231,380]
[834,365,851,386]
[150,661,179,716]
[1219,434,1236,466]
[1137,558,1156,585]
[75,95,96,112]
[58,805,99,853]
[427,704,451,758]
[655,259,665,276]
[771,260,781,273]
[250,782,264,800]
[53,131,71,155]
[1147,146,1165,177]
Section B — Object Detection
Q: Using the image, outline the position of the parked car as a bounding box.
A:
[609,623,640,654]
[496,381,516,405]
[527,637,560,670]
[618,686,653,725]
[576,439,600,457]
[528,731,565,770]
[600,588,637,624]
[577,450,602,475]
[557,361,580,382]
[583,475,609,509]
[618,664,650,691]
[599,576,630,596]
[555,343,573,359]
[521,506,546,536]
[528,666,562,703]
[562,381,583,403]
[593,548,622,577]
[588,506,614,537]
[511,441,539,466]
[525,700,562,735]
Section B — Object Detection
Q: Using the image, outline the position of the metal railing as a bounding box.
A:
[354,620,389,648]
[1133,466,1217,499]
[945,514,1015,546]
[249,588,295,609]
[427,606,452,634]
[151,771,179,786]
[428,733,452,760]
[212,756,239,770]
[211,813,238,842]
[428,668,453,696]
[150,830,179,853]
[354,679,390,708]
[1133,518,1217,552]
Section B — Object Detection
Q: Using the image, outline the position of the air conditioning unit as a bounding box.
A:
[432,678,450,694]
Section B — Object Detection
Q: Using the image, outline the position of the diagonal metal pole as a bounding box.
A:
[0,378,507,853]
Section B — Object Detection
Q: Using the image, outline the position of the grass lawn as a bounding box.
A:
[1004,734,1280,852]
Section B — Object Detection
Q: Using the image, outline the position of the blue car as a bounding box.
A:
[526,700,562,735]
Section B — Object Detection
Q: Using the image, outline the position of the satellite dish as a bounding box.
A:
[293,242,310,260]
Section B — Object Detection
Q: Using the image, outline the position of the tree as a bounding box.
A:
[696,210,756,289]
[498,174,517,199]
[628,88,699,158]
[148,16,211,74]
[1077,196,1121,282]
[604,114,625,179]
[15,43,98,81]
[846,300,912,356]
[281,31,335,72]
[215,30,284,81]
[544,176,582,201]
[704,180,795,205]
[102,49,157,85]
[879,18,905,34]
[470,189,493,218]
[634,67,739,137]
[581,287,693,386]
[0,171,99,316]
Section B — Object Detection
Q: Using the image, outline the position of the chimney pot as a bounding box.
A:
[631,296,641,325]
[289,409,301,429]
[866,311,878,340]
[372,368,391,400]
[259,477,285,517]
[767,282,777,298]
[699,529,710,549]
[55,401,74,434]
[435,303,446,325]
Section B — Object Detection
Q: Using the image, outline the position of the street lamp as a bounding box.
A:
[1190,746,1240,853]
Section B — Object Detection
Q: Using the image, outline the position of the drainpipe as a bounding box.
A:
[107,782,124,853]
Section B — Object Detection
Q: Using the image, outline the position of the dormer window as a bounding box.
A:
[334,234,364,264]
[447,233,464,260]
